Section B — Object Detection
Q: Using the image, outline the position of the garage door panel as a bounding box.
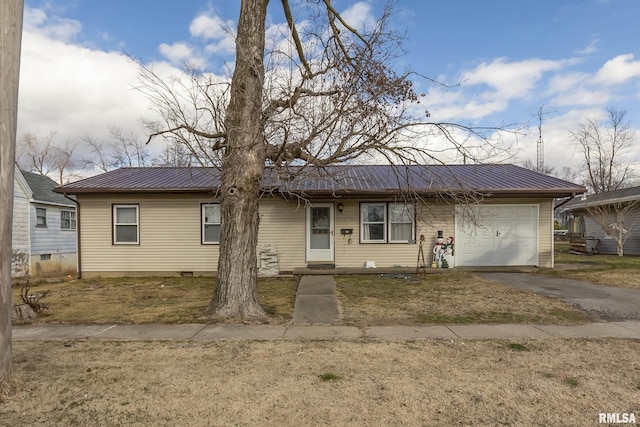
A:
[455,205,538,267]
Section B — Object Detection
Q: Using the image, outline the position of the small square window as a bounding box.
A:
[40,254,51,261]
[113,205,139,244]
[36,208,47,228]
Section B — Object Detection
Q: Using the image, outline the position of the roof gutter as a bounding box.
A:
[62,193,81,280]
[554,193,578,211]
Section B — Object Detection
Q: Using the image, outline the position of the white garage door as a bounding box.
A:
[455,205,539,267]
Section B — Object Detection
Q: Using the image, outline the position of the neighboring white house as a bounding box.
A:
[561,186,640,256]
[12,166,77,278]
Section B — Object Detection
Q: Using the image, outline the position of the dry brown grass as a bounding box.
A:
[12,272,591,326]
[2,339,639,426]
[336,272,591,327]
[548,242,640,289]
[12,276,298,324]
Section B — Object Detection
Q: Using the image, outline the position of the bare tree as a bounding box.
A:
[83,126,154,172]
[557,166,579,183]
[521,159,554,175]
[16,132,79,184]
[140,0,511,320]
[1,0,24,385]
[585,198,640,256]
[82,136,111,172]
[570,107,637,193]
[155,140,199,167]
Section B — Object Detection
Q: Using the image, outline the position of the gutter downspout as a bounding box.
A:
[554,193,577,211]
[62,194,81,279]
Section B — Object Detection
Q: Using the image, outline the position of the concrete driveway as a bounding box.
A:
[478,272,640,321]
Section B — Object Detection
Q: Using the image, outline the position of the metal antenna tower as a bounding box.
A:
[534,105,555,173]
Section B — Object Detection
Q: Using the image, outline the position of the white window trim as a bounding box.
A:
[113,204,139,245]
[202,203,221,244]
[360,202,416,244]
[61,209,76,231]
[361,203,387,243]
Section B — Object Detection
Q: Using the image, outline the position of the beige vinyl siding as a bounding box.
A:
[333,200,454,268]
[78,194,555,276]
[79,194,220,276]
[256,197,306,271]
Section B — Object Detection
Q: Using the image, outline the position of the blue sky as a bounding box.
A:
[18,0,640,176]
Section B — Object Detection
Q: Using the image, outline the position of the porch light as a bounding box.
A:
[337,202,343,213]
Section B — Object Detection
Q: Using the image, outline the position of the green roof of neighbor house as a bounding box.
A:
[21,170,76,206]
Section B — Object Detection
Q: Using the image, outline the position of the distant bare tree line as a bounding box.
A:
[16,125,212,184]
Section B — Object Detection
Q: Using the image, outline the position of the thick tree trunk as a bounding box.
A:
[1,0,24,383]
[206,0,269,319]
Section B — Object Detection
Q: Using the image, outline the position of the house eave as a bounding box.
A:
[564,194,640,211]
[56,187,584,199]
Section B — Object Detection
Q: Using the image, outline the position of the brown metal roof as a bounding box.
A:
[55,164,586,198]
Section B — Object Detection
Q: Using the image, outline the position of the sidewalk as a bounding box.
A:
[13,320,640,342]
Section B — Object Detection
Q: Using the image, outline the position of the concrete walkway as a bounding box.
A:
[292,275,339,324]
[12,321,640,341]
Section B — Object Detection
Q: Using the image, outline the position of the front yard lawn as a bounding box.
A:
[13,276,298,324]
[336,272,590,327]
[14,270,592,326]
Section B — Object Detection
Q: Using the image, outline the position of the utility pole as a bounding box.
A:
[1,0,24,383]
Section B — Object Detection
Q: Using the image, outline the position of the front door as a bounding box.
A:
[306,204,334,262]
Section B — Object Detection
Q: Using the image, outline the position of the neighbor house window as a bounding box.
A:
[36,208,47,228]
[202,203,221,244]
[113,204,139,244]
[360,202,415,243]
[61,210,76,230]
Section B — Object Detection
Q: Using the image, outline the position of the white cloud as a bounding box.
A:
[576,38,599,55]
[546,72,589,95]
[190,14,234,41]
[340,2,376,31]
[23,6,82,42]
[463,57,567,100]
[159,42,191,62]
[204,38,236,55]
[594,54,640,85]
[18,31,152,139]
[158,42,207,69]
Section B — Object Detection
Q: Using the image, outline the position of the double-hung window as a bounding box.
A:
[36,207,47,228]
[361,203,386,242]
[360,202,415,243]
[389,203,414,242]
[202,203,221,244]
[61,210,76,230]
[113,204,139,244]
